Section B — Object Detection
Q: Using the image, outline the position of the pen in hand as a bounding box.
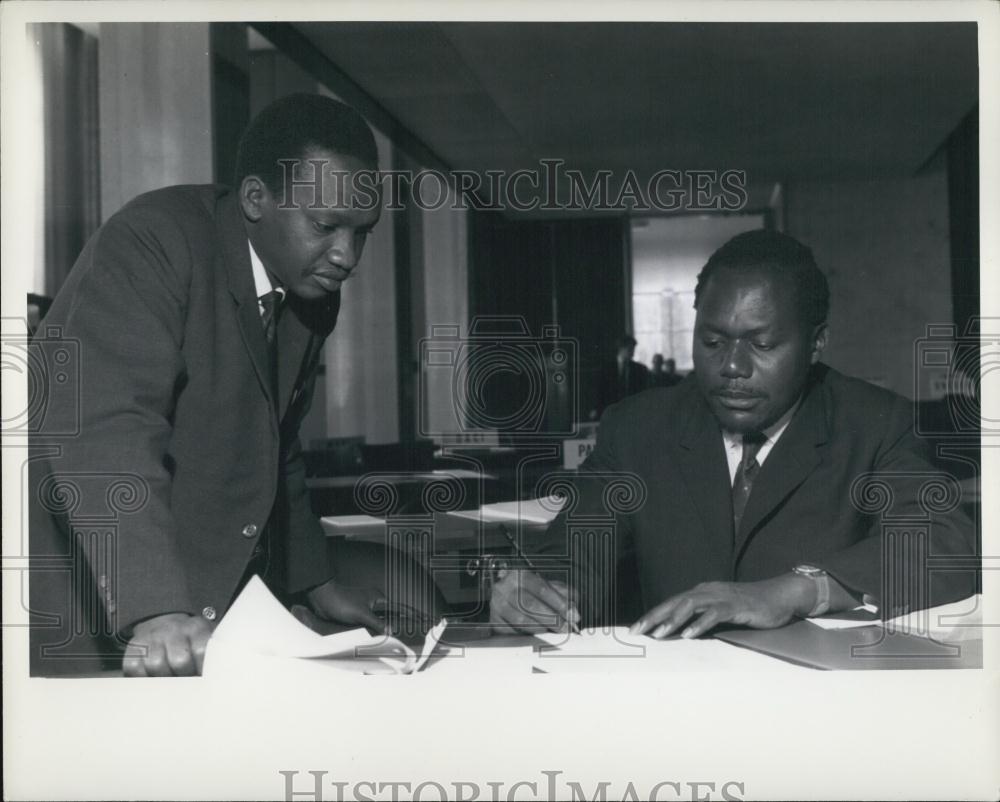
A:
[499,524,580,633]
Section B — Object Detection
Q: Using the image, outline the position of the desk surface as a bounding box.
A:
[307,468,496,490]
[431,621,981,672]
[319,510,552,540]
[71,620,982,679]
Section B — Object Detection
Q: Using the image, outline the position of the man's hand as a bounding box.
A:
[306,578,388,634]
[629,575,817,639]
[123,613,214,677]
[490,568,581,634]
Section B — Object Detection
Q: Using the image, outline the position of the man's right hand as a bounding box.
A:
[122,613,214,677]
[490,568,581,634]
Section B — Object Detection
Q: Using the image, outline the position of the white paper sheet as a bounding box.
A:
[805,604,881,630]
[508,626,809,673]
[426,645,538,675]
[425,627,811,674]
[319,514,386,537]
[447,495,566,525]
[532,629,809,673]
[882,594,983,641]
[806,595,982,637]
[425,468,494,480]
[203,576,446,675]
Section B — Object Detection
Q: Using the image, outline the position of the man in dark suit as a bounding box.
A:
[651,354,683,388]
[28,94,432,677]
[593,334,651,418]
[491,229,976,636]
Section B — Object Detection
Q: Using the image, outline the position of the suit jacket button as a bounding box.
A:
[202,606,217,621]
[241,523,258,538]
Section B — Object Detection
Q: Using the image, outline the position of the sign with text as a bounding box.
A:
[563,437,596,470]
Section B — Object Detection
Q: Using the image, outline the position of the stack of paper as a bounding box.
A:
[203,576,446,676]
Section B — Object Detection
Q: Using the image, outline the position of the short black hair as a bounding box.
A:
[621,334,638,348]
[694,229,830,328]
[234,93,379,191]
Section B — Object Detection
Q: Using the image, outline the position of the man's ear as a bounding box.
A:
[810,323,829,363]
[238,176,270,223]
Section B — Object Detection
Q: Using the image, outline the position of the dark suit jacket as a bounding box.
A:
[651,371,683,389]
[595,358,650,417]
[28,185,338,673]
[547,364,977,626]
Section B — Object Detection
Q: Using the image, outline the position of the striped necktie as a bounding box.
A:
[732,431,766,538]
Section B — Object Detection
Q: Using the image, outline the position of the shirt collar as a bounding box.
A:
[248,240,285,302]
[721,396,801,450]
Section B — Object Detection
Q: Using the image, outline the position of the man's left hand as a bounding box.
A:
[629,575,815,639]
[306,578,388,634]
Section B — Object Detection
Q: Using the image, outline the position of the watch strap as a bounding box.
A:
[793,565,831,617]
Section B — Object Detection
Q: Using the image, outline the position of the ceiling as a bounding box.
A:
[292,22,977,193]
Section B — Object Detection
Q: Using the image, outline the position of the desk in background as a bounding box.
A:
[321,508,560,608]
[307,467,504,518]
[306,443,567,517]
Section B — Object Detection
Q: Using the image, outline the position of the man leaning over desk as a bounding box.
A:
[491,230,977,637]
[28,94,440,677]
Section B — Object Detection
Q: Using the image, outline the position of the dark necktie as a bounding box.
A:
[248,289,283,585]
[259,290,282,394]
[259,290,281,346]
[732,431,767,538]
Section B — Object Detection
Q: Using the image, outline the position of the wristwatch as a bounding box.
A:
[792,564,831,617]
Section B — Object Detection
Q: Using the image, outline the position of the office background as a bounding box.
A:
[25,21,979,452]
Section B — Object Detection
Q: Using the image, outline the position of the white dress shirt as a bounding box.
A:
[721,399,801,485]
[719,397,862,609]
[248,240,284,316]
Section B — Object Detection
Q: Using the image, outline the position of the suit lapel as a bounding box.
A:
[218,194,278,415]
[734,378,830,558]
[277,286,340,422]
[275,300,314,420]
[219,191,341,424]
[675,393,735,560]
